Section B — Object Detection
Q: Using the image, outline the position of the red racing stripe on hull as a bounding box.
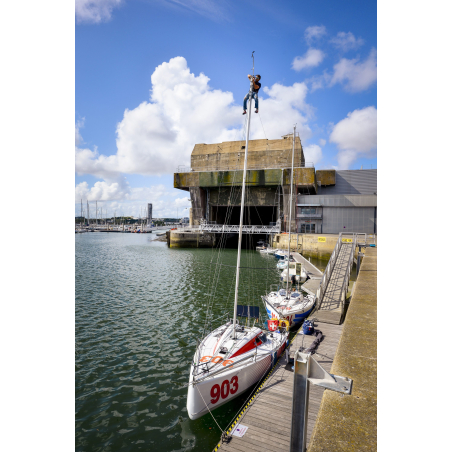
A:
[229,333,260,358]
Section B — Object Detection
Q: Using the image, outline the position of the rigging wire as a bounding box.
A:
[202,115,248,336]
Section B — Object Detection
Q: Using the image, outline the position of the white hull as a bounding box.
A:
[187,353,272,420]
[187,324,288,420]
[260,247,276,255]
[263,290,316,328]
[280,264,308,284]
[275,250,291,260]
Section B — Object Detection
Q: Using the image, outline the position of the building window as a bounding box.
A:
[300,223,316,233]
[300,208,316,215]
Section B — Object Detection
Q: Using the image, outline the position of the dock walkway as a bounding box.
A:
[312,234,357,325]
[315,242,353,324]
[291,252,323,295]
[215,321,343,452]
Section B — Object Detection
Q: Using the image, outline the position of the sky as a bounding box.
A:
[75,0,377,219]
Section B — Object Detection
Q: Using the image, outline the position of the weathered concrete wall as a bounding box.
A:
[287,167,316,187]
[189,187,206,225]
[272,233,377,260]
[174,172,198,191]
[316,169,336,186]
[209,186,278,206]
[273,233,341,260]
[168,230,216,248]
[174,168,317,190]
[308,247,377,452]
[190,136,304,171]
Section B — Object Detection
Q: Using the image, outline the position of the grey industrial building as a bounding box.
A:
[297,169,377,234]
[174,137,377,235]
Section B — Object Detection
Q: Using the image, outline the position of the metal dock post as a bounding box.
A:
[290,351,353,452]
[290,351,310,452]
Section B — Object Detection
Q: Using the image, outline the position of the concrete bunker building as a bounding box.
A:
[174,136,377,236]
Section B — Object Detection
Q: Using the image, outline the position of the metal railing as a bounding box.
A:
[315,232,358,315]
[315,233,343,311]
[198,223,281,234]
[338,233,357,312]
[355,233,367,245]
[176,163,314,173]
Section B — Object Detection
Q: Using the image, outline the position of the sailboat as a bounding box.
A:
[262,126,315,328]
[280,261,308,284]
[186,58,289,421]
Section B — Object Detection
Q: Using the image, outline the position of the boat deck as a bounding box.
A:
[214,321,343,452]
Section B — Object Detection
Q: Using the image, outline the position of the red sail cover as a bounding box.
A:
[268,319,278,331]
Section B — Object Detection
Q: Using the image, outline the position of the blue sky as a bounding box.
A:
[75,0,377,218]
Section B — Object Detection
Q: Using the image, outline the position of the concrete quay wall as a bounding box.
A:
[272,233,339,261]
[308,246,377,451]
[272,233,377,261]
[167,230,217,248]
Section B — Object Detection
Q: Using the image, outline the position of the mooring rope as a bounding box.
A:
[195,384,225,435]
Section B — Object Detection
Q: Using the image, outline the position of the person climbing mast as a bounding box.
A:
[243,74,261,114]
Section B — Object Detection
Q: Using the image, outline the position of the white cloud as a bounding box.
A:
[75,0,123,24]
[75,178,130,202]
[159,0,230,21]
[304,25,326,45]
[257,82,312,141]
[292,49,325,71]
[330,31,364,52]
[75,119,84,146]
[75,181,189,218]
[76,56,314,178]
[75,145,121,179]
[330,48,377,92]
[329,106,377,169]
[305,72,329,92]
[175,197,191,207]
[319,138,326,146]
[303,144,323,166]
[75,122,121,179]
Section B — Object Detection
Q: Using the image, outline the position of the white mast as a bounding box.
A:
[286,125,296,297]
[232,56,255,340]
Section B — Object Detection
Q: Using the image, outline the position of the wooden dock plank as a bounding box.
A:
[216,320,344,451]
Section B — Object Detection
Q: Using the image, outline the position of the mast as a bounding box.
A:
[232,59,255,340]
[286,125,296,297]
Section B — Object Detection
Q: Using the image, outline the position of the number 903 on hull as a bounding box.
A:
[187,353,272,420]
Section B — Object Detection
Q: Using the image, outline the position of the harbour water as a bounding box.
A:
[75,233,330,452]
